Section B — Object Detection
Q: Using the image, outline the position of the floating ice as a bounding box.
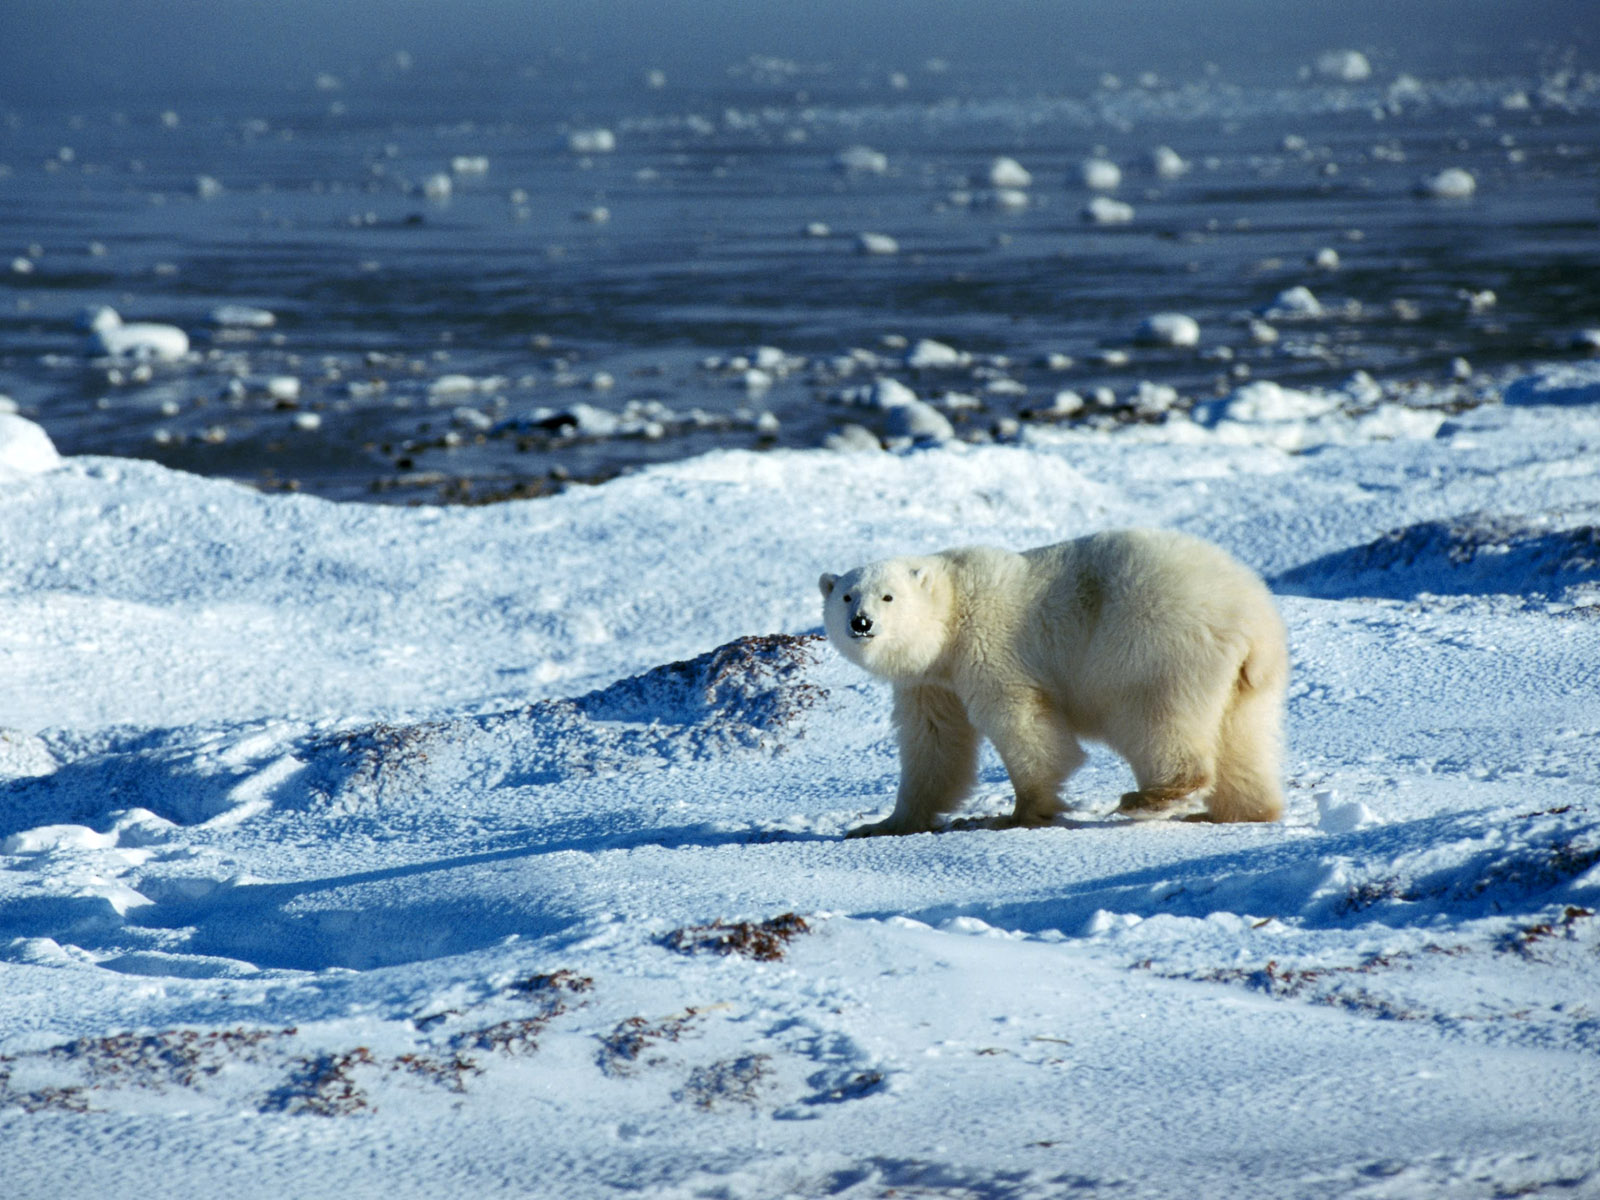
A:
[82,306,190,362]
[1082,196,1134,224]
[986,187,1029,211]
[1194,379,1340,426]
[1080,157,1122,191]
[566,128,616,154]
[856,232,899,255]
[421,172,453,202]
[194,175,224,199]
[822,423,881,452]
[835,145,888,175]
[0,414,61,475]
[905,339,969,370]
[987,156,1032,189]
[1311,248,1341,271]
[210,304,276,328]
[1134,313,1200,348]
[450,155,489,175]
[1133,381,1180,413]
[576,206,611,224]
[1149,145,1188,179]
[1263,286,1323,318]
[1046,390,1084,415]
[1417,168,1476,199]
[1315,50,1373,83]
[803,221,831,238]
[885,399,955,443]
[261,376,300,403]
[291,412,321,432]
[1573,330,1600,353]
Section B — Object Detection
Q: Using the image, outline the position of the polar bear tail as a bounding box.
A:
[1205,633,1288,823]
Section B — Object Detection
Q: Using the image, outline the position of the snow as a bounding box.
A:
[2,365,1599,1197]
[0,414,61,475]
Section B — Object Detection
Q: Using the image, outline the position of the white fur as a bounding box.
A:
[819,529,1288,835]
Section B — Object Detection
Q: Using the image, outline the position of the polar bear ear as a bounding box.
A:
[910,565,932,590]
[818,573,838,598]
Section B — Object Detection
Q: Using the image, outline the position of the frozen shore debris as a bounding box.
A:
[81,306,190,362]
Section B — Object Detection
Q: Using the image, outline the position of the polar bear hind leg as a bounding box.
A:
[1109,673,1229,819]
[1203,658,1286,823]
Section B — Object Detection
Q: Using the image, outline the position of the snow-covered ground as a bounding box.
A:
[3,364,1599,1199]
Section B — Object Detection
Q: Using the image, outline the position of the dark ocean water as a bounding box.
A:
[2,3,1597,502]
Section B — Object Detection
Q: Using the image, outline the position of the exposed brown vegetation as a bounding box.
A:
[664,912,811,961]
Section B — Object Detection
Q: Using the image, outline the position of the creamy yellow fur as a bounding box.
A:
[819,529,1288,835]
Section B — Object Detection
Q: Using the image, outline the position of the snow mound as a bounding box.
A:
[304,633,830,806]
[1274,515,1600,602]
[0,415,61,475]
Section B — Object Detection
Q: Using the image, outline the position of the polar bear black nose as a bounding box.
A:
[849,613,873,636]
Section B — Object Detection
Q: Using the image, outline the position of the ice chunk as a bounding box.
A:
[835,145,888,174]
[210,304,276,328]
[886,400,954,443]
[987,156,1032,188]
[1149,145,1188,179]
[1080,157,1122,190]
[1417,168,1476,199]
[567,128,616,154]
[1315,791,1382,834]
[1263,286,1323,318]
[856,232,899,255]
[905,339,969,369]
[1134,313,1200,348]
[1315,50,1372,83]
[82,306,190,361]
[1082,196,1134,224]
[0,415,61,475]
[822,423,881,452]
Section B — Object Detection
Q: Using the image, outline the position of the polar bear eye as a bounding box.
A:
[882,594,893,602]
[842,593,853,604]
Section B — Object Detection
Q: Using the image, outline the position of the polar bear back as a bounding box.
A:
[942,530,1284,732]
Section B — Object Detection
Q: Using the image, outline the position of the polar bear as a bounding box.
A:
[819,529,1287,835]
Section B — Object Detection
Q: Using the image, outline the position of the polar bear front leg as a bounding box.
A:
[972,688,1084,828]
[848,683,979,837]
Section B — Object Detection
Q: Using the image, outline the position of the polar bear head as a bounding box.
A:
[819,555,950,680]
